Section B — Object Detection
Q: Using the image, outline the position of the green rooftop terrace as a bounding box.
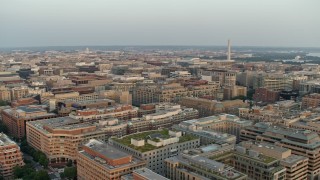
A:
[112,129,199,152]
[210,151,277,164]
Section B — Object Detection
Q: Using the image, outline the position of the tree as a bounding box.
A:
[39,155,49,168]
[13,166,24,178]
[34,170,50,180]
[247,89,255,100]
[0,100,8,106]
[0,123,8,133]
[61,167,77,180]
[13,165,50,180]
[13,165,35,179]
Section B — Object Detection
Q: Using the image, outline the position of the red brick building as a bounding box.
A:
[253,88,279,103]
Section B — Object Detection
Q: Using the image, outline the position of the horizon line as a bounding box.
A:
[1,44,320,49]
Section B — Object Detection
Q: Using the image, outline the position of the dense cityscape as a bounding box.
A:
[0,41,319,180]
[1,0,320,179]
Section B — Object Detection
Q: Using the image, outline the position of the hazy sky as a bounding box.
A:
[1,0,319,47]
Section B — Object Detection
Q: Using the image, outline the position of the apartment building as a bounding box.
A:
[10,86,29,101]
[1,105,56,138]
[253,87,280,103]
[77,139,146,180]
[302,93,320,109]
[0,86,11,102]
[0,133,24,179]
[109,129,200,175]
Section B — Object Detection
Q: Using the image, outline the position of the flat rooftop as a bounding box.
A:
[166,154,246,179]
[84,139,129,160]
[240,141,289,153]
[281,155,308,165]
[0,133,16,146]
[79,140,145,170]
[27,117,86,134]
[112,129,198,153]
[4,105,48,114]
[17,105,47,113]
[65,98,114,104]
[133,168,169,180]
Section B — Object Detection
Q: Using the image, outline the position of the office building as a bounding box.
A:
[1,105,56,138]
[216,146,286,180]
[180,114,253,142]
[126,104,198,134]
[69,104,138,121]
[240,123,320,179]
[110,129,200,175]
[27,117,126,163]
[178,97,248,117]
[172,123,236,145]
[0,133,24,179]
[121,168,169,180]
[165,153,247,180]
[77,139,146,180]
[240,141,308,180]
[132,82,219,106]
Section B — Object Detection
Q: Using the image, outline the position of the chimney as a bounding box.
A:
[227,39,231,60]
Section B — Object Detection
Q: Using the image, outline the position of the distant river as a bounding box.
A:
[307,53,320,57]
